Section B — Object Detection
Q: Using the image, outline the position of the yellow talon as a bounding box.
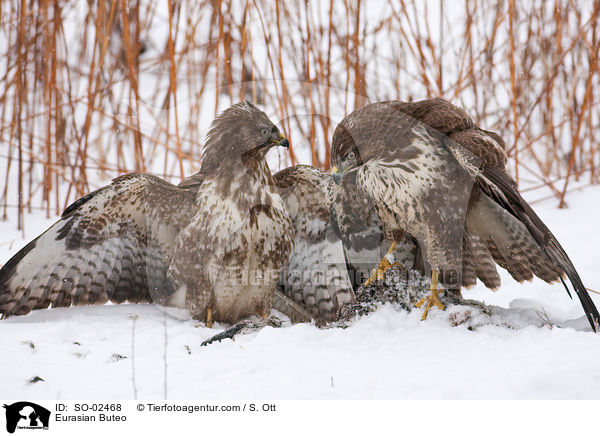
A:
[364,242,403,287]
[206,306,214,328]
[415,269,445,319]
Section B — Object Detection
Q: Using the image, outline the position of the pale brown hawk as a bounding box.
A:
[180,164,357,323]
[0,102,295,326]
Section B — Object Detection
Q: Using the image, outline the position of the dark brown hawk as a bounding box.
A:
[331,98,600,331]
[0,102,295,326]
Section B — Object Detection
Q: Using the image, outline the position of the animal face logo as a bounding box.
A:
[3,402,50,433]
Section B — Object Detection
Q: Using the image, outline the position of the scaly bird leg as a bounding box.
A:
[415,269,445,320]
[364,242,403,287]
[206,306,214,328]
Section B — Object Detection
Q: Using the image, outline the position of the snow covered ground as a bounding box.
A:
[1,185,599,400]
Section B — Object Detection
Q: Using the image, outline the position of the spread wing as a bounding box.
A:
[386,98,599,329]
[273,165,355,322]
[0,173,196,318]
[473,164,600,329]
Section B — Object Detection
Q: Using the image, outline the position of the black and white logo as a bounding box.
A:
[3,402,50,434]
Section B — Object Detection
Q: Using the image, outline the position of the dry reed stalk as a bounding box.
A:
[508,0,519,184]
[167,0,184,179]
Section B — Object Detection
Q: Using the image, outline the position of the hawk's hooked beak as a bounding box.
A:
[274,133,289,149]
[332,166,343,184]
[257,133,288,153]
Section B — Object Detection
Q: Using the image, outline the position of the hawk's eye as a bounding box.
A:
[261,128,269,137]
[347,151,356,160]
